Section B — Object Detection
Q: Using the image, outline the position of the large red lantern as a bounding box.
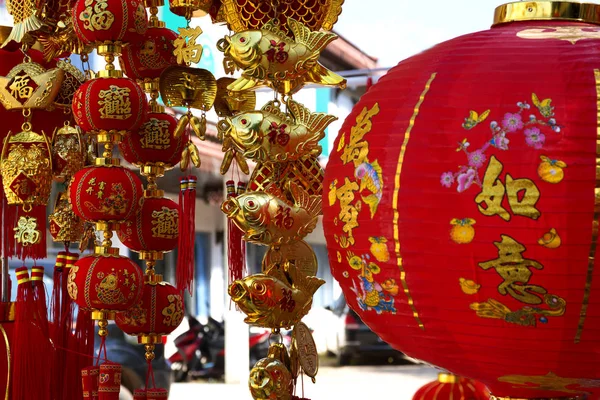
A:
[119,112,183,169]
[117,196,179,255]
[119,26,178,81]
[68,254,144,316]
[69,165,143,223]
[72,77,147,135]
[115,275,184,343]
[323,2,600,398]
[72,0,148,46]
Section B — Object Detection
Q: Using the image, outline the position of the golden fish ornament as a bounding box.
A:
[221,181,322,245]
[217,18,346,95]
[218,100,336,170]
[2,0,46,45]
[229,262,325,328]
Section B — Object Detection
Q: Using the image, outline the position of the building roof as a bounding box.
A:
[321,30,378,71]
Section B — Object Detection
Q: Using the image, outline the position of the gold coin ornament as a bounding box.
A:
[263,240,318,277]
[293,321,318,382]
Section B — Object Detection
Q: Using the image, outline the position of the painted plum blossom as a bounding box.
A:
[441,93,561,192]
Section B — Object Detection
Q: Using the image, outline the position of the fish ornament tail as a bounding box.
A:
[287,181,322,216]
[287,99,337,146]
[288,18,337,54]
[2,0,44,47]
[285,261,324,297]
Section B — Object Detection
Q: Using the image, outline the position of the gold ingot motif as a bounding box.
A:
[214,77,256,118]
[160,66,217,111]
[229,261,324,329]
[218,99,336,169]
[1,129,52,207]
[0,62,65,110]
[249,343,293,400]
[221,181,321,246]
[218,18,346,95]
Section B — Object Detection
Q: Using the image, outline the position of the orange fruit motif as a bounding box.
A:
[369,237,390,262]
[450,218,476,244]
[538,155,567,184]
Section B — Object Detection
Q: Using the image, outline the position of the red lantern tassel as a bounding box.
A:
[177,176,197,294]
[60,252,80,400]
[227,180,247,284]
[12,267,51,400]
[50,251,67,400]
[30,266,52,395]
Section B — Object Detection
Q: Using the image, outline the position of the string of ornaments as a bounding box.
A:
[214,1,346,398]
[0,0,345,398]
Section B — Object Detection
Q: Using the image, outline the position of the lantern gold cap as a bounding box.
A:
[437,373,457,384]
[494,1,600,26]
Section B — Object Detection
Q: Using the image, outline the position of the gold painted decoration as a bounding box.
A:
[173,26,203,65]
[497,372,600,395]
[49,190,85,243]
[14,216,41,246]
[229,261,324,329]
[51,123,86,181]
[248,156,324,196]
[78,0,115,32]
[1,129,53,207]
[221,181,322,245]
[160,66,217,110]
[0,62,65,110]
[249,342,293,400]
[220,0,343,34]
[54,59,86,109]
[169,0,212,19]
[214,77,256,118]
[262,240,318,277]
[218,99,336,170]
[2,0,47,45]
[218,18,346,95]
[38,16,92,62]
[291,321,318,382]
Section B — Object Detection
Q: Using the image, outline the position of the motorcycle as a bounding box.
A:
[169,315,277,382]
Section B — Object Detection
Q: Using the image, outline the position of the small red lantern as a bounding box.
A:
[69,165,143,223]
[119,112,183,170]
[117,196,179,254]
[68,254,144,316]
[323,2,600,398]
[119,26,178,81]
[413,374,490,400]
[115,275,184,343]
[72,0,148,46]
[72,77,148,135]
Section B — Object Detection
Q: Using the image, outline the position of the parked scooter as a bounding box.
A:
[169,315,275,381]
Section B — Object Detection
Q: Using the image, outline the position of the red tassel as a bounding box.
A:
[12,267,52,400]
[177,176,197,294]
[73,308,95,398]
[227,180,247,284]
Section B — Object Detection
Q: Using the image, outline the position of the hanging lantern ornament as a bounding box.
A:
[323,2,600,399]
[169,0,212,20]
[413,373,491,400]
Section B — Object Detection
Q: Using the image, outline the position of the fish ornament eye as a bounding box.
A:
[253,281,266,294]
[246,198,259,211]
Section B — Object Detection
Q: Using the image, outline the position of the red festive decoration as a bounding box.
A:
[68,254,143,316]
[177,176,197,294]
[323,12,600,399]
[98,361,122,400]
[115,276,184,341]
[72,0,148,46]
[226,180,246,284]
[72,77,148,135]
[119,112,183,169]
[413,374,490,400]
[119,26,178,81]
[117,196,180,254]
[69,165,143,223]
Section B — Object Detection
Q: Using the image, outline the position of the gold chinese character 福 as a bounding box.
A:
[479,235,547,305]
[151,207,178,239]
[8,74,34,103]
[140,118,171,149]
[173,27,204,65]
[98,86,132,120]
[475,156,540,221]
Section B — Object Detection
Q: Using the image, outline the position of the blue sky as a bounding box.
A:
[333,0,510,67]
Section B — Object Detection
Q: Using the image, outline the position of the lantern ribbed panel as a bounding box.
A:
[324,20,600,399]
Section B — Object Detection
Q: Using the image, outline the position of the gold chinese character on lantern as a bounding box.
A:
[173,26,204,65]
[140,118,171,149]
[151,207,178,239]
[479,235,547,305]
[98,86,132,120]
[475,156,541,221]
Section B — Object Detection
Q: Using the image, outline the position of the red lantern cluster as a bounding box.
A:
[72,0,148,46]
[115,277,184,342]
[323,11,600,400]
[69,165,143,223]
[68,255,144,314]
[117,196,179,253]
[119,26,178,81]
[72,78,147,135]
[119,112,183,168]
